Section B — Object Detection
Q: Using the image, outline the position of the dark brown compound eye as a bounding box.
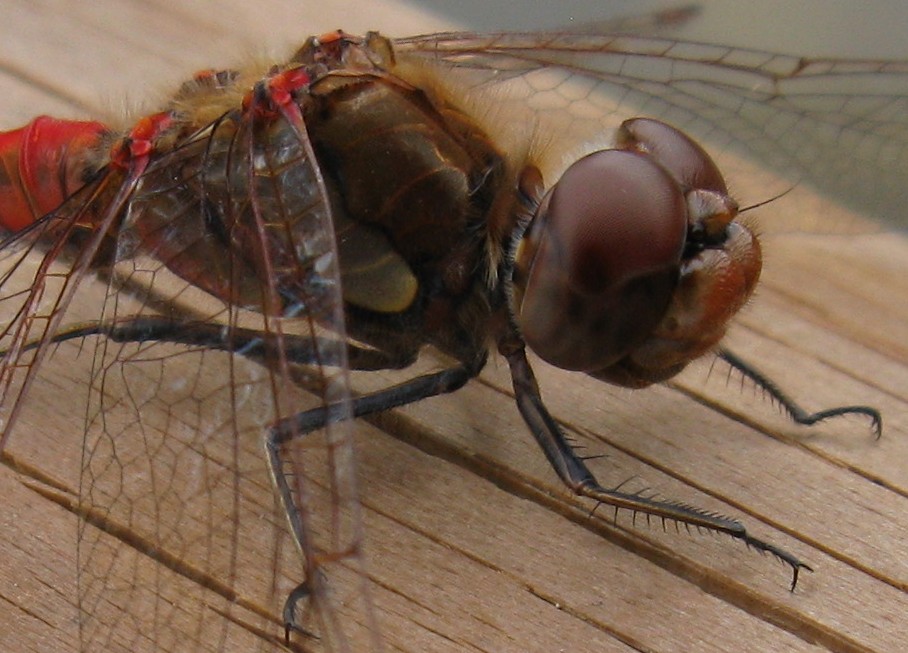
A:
[512,149,688,372]
[617,117,728,194]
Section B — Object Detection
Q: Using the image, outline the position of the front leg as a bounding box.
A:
[717,348,882,437]
[503,346,811,590]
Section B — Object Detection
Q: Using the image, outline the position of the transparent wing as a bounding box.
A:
[0,71,371,652]
[0,167,136,450]
[394,30,908,228]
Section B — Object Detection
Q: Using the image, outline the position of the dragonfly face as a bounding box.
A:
[511,118,760,386]
[0,10,903,653]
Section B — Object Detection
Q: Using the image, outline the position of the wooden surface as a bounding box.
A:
[0,1,906,652]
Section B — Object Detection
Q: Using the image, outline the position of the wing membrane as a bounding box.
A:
[0,67,370,651]
[395,31,908,226]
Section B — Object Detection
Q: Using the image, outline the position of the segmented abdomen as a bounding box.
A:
[0,115,107,233]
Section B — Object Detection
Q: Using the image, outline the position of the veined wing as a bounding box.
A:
[0,155,136,451]
[394,30,908,228]
[0,66,372,652]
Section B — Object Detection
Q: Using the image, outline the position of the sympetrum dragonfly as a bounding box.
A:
[0,1,904,652]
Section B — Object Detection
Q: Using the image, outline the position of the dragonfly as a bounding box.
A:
[0,8,904,653]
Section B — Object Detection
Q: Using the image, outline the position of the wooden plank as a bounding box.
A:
[0,1,905,652]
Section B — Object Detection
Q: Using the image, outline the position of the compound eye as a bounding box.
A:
[617,118,728,194]
[512,149,687,371]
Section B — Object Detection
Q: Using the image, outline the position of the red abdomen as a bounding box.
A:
[0,115,107,232]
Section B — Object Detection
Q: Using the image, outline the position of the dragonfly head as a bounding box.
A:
[509,119,762,387]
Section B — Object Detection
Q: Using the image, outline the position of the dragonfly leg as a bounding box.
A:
[267,358,485,638]
[503,346,810,591]
[718,348,882,438]
[29,315,414,370]
[272,360,483,445]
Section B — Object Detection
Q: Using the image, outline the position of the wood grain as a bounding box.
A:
[0,1,905,652]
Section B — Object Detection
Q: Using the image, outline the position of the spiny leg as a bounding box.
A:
[266,360,483,639]
[718,348,882,438]
[15,315,415,371]
[504,346,811,591]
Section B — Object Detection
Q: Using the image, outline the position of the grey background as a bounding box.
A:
[399,0,908,58]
